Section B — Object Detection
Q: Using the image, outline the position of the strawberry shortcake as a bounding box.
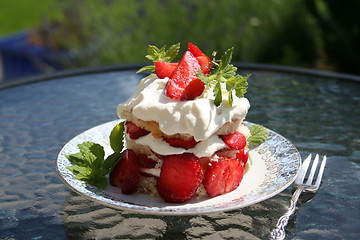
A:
[110,43,255,203]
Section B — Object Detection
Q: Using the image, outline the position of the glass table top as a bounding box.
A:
[0,65,359,239]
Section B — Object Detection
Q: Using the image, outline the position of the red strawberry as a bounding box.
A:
[236,147,249,164]
[220,132,247,150]
[199,156,211,172]
[203,157,245,197]
[156,153,204,203]
[125,121,150,140]
[187,42,205,57]
[110,149,140,194]
[215,149,240,159]
[155,61,178,79]
[163,136,198,149]
[165,51,205,100]
[137,154,157,168]
[196,55,211,75]
[187,42,211,74]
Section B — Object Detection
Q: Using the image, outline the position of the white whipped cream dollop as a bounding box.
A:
[118,74,250,141]
[135,133,227,158]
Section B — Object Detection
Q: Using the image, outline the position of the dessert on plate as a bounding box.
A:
[65,42,268,203]
[110,43,258,203]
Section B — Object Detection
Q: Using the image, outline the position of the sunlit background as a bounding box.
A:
[1,0,359,82]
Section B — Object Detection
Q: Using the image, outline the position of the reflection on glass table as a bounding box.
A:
[0,64,359,239]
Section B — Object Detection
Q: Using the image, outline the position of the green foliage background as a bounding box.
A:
[1,0,359,75]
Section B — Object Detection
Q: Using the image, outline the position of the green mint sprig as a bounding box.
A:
[247,124,269,144]
[197,47,250,107]
[66,121,125,189]
[137,43,180,73]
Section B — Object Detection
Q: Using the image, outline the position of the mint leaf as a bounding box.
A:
[77,142,105,169]
[103,152,121,172]
[136,65,155,73]
[164,43,181,62]
[248,125,269,144]
[110,122,125,152]
[66,141,112,189]
[66,152,87,166]
[146,45,162,61]
[146,43,180,62]
[91,175,108,189]
[66,122,126,189]
[77,142,105,160]
[66,165,90,180]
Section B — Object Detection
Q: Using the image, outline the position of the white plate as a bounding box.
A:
[57,120,301,215]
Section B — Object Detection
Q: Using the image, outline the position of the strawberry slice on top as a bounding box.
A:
[187,42,211,75]
[165,51,205,100]
[155,61,178,79]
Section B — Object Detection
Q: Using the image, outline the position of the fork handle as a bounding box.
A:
[269,188,303,240]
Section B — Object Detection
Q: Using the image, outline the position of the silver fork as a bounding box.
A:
[269,154,327,240]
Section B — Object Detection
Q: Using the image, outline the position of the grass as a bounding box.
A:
[0,0,358,75]
[46,0,322,70]
[0,0,60,36]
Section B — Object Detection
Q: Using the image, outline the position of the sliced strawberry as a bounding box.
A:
[196,55,211,75]
[163,136,198,149]
[199,156,211,172]
[236,147,249,164]
[187,42,211,74]
[110,149,140,194]
[125,121,150,140]
[215,149,240,158]
[155,61,178,79]
[157,153,204,203]
[220,132,247,150]
[187,42,205,57]
[203,157,245,197]
[165,51,205,100]
[137,154,157,168]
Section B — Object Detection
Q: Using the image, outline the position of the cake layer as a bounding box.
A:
[121,110,248,140]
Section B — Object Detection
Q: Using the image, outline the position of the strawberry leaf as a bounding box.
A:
[219,48,233,70]
[214,81,222,106]
[199,47,250,106]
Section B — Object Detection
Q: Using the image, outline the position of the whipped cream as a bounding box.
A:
[118,74,250,141]
[135,133,227,158]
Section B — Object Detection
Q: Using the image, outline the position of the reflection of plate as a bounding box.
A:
[57,120,301,215]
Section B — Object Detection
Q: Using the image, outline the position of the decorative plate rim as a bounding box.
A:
[56,120,301,215]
